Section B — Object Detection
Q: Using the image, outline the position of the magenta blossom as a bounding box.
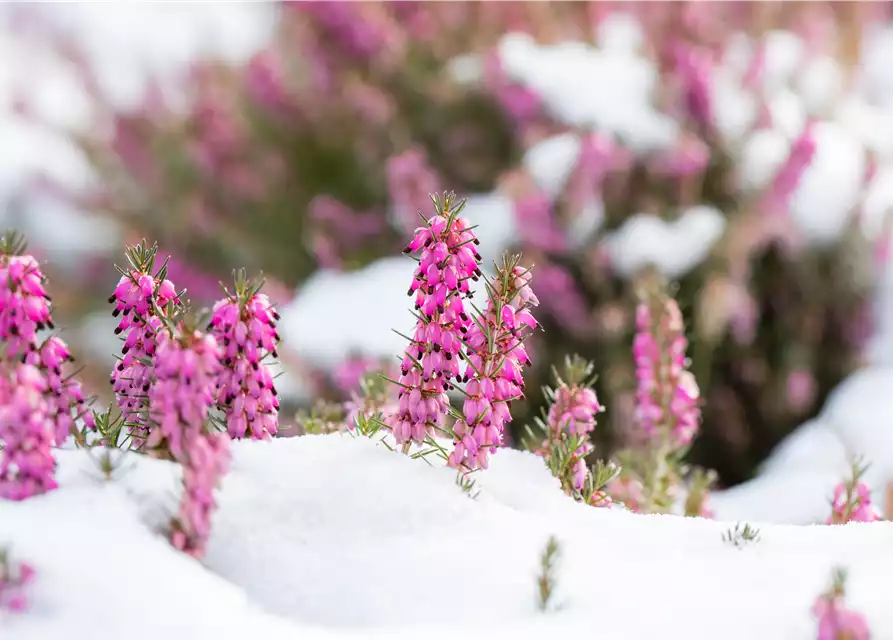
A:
[388,193,482,448]
[633,292,701,449]
[147,323,222,459]
[0,364,55,500]
[0,549,35,613]
[170,430,231,559]
[828,460,881,525]
[813,569,871,640]
[210,272,280,440]
[449,260,538,471]
[109,242,181,448]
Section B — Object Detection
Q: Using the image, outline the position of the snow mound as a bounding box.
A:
[3,435,893,639]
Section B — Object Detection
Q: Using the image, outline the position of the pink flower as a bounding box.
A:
[389,193,482,447]
[633,294,701,450]
[0,364,56,500]
[0,249,53,359]
[210,274,280,440]
[448,260,538,471]
[763,122,817,218]
[109,242,181,449]
[513,192,566,253]
[673,41,714,129]
[387,148,440,234]
[146,324,222,460]
[25,336,92,446]
[0,550,35,613]
[813,569,871,640]
[828,460,881,525]
[535,355,605,499]
[170,431,231,559]
[607,475,645,514]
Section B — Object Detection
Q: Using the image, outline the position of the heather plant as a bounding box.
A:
[447,252,538,471]
[109,241,181,450]
[608,276,714,515]
[209,269,281,440]
[0,548,34,613]
[388,192,481,451]
[827,458,882,525]
[0,231,94,500]
[536,535,561,613]
[44,1,886,488]
[721,522,761,549]
[527,355,618,508]
[147,310,230,558]
[812,568,871,640]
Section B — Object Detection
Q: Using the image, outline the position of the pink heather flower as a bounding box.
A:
[763,122,817,217]
[828,460,881,525]
[210,275,280,440]
[170,431,231,559]
[0,364,56,500]
[146,325,222,460]
[299,1,394,61]
[245,50,295,118]
[813,569,871,640]
[633,293,701,450]
[449,260,538,471]
[534,263,592,337]
[565,132,616,213]
[673,41,714,129]
[651,132,710,178]
[607,476,645,514]
[333,356,379,395]
[0,550,35,613]
[387,149,440,234]
[109,243,181,448]
[482,51,543,128]
[0,252,53,359]
[0,236,93,447]
[535,355,612,506]
[514,192,566,253]
[389,193,482,447]
[25,337,93,445]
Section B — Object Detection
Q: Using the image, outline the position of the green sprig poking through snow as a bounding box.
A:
[722,522,761,548]
[536,536,562,612]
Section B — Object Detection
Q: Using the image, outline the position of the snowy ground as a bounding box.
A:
[4,434,893,639]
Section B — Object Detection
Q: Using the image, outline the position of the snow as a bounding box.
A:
[5,434,893,639]
[603,205,726,280]
[788,121,866,246]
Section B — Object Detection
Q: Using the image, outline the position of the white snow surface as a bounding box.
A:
[5,434,893,639]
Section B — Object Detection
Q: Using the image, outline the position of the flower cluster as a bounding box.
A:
[0,549,35,613]
[29,337,93,446]
[633,287,701,450]
[210,271,281,440]
[607,277,713,515]
[449,257,538,471]
[0,251,52,359]
[170,429,232,559]
[812,568,870,640]
[532,355,615,507]
[828,459,881,525]
[146,317,230,558]
[109,242,180,448]
[0,364,55,500]
[388,192,481,447]
[0,232,92,500]
[147,324,222,459]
